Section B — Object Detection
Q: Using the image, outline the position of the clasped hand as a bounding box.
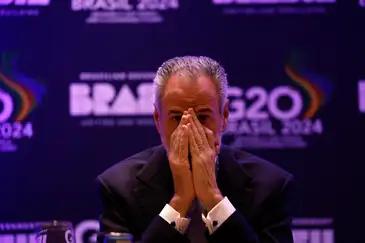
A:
[168,108,223,216]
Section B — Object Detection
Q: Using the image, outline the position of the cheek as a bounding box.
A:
[204,118,220,133]
[201,124,219,142]
[204,120,221,143]
[161,120,178,142]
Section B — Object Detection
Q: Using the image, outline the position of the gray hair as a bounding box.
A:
[153,56,228,111]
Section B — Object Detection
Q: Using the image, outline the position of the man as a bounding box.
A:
[97,56,294,243]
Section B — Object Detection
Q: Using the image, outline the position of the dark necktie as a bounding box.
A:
[186,199,208,243]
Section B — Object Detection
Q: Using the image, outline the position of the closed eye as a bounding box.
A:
[171,115,182,122]
[198,115,209,122]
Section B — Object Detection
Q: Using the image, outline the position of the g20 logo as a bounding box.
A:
[228,86,303,121]
[0,90,33,139]
[0,90,13,122]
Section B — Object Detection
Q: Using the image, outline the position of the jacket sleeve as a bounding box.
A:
[207,176,294,243]
[97,176,190,243]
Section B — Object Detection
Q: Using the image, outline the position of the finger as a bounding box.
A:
[215,144,220,154]
[174,127,182,155]
[183,125,190,166]
[188,108,209,147]
[189,116,202,147]
[187,123,199,155]
[204,127,215,150]
[179,125,189,160]
[187,111,204,148]
[171,113,189,147]
[177,113,189,129]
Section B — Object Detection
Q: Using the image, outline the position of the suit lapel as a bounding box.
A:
[217,145,255,220]
[132,146,174,229]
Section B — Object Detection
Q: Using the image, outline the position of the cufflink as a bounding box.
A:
[212,221,218,227]
[170,221,176,227]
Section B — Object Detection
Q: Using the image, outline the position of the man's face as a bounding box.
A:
[153,75,229,152]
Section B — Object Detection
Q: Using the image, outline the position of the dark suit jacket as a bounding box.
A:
[97,145,294,243]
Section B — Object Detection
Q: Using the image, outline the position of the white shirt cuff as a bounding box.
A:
[202,197,236,234]
[159,204,190,234]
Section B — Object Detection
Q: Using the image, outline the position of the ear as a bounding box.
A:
[153,104,160,134]
[221,99,229,132]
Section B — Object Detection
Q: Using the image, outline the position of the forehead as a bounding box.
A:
[161,75,219,111]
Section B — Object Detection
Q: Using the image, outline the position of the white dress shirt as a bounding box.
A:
[159,197,236,234]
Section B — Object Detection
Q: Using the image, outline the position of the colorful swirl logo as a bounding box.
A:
[0,52,46,122]
[285,52,333,119]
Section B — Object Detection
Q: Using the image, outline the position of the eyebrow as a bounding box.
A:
[168,110,184,115]
[167,108,213,115]
[196,108,213,113]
